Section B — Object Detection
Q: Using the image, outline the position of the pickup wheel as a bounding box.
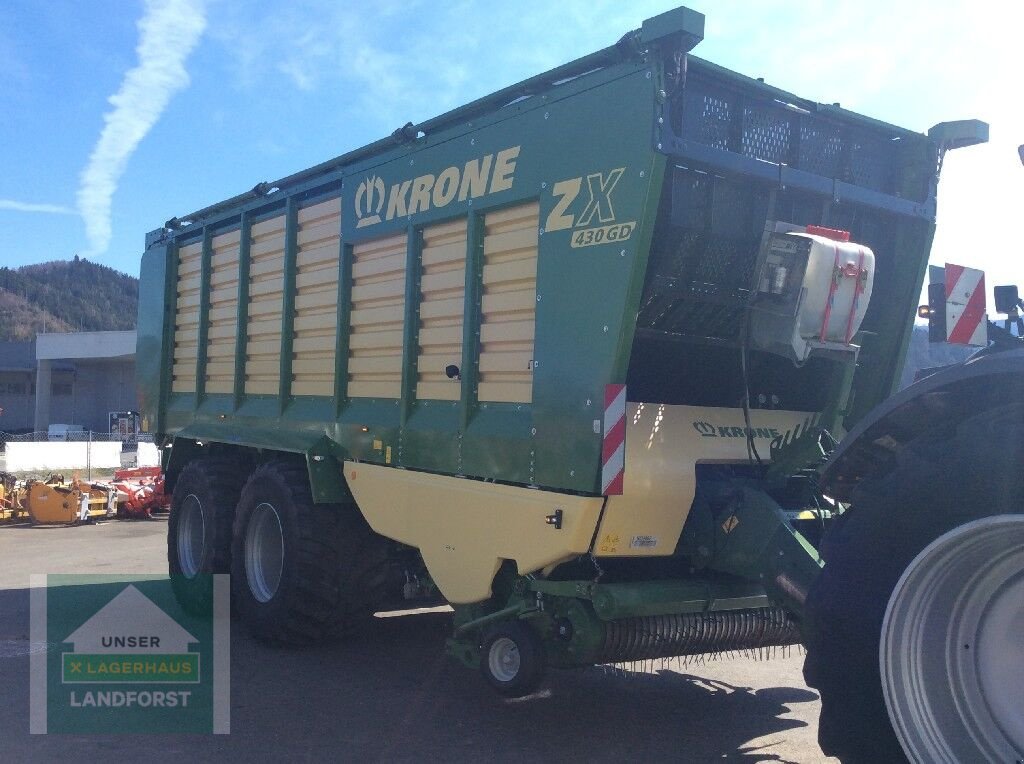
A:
[480,621,546,697]
[168,458,247,614]
[231,460,390,644]
[803,404,1024,763]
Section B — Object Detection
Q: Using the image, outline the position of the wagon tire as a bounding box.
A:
[168,458,247,615]
[231,460,390,645]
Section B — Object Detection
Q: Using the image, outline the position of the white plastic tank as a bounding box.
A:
[792,228,874,345]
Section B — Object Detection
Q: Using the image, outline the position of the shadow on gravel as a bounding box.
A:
[1,587,818,763]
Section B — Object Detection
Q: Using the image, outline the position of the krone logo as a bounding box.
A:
[693,421,717,437]
[353,146,521,230]
[354,175,386,228]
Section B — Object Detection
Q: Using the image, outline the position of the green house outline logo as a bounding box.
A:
[61,585,200,685]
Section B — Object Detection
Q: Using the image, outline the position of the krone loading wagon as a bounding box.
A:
[139,8,1018,762]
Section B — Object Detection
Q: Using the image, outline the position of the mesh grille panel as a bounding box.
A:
[680,76,901,196]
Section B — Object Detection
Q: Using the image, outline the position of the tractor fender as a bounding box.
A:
[821,346,1024,501]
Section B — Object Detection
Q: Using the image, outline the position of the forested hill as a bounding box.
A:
[0,258,138,341]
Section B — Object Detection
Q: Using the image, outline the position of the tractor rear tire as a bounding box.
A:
[803,404,1024,763]
[168,458,247,615]
[231,460,390,645]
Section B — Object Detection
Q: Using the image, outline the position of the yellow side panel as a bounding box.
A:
[204,229,240,394]
[594,404,817,557]
[344,462,603,604]
[479,202,538,403]
[348,232,406,398]
[171,241,203,393]
[417,218,466,400]
[292,197,340,398]
[244,214,286,395]
[172,361,197,383]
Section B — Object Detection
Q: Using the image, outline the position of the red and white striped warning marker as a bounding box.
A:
[945,263,988,346]
[602,384,626,495]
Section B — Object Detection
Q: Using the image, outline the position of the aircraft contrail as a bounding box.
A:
[77,0,206,256]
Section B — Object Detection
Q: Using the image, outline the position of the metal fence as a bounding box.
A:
[0,431,154,447]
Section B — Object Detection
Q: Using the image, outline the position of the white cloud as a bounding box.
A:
[209,0,652,133]
[0,199,75,215]
[76,0,206,256]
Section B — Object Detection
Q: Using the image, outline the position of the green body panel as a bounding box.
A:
[145,60,667,495]
[138,7,942,505]
[136,244,172,434]
[278,199,299,412]
[194,228,213,403]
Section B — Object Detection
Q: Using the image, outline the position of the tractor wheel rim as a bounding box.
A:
[488,637,521,683]
[177,494,205,578]
[881,515,1024,764]
[245,502,284,603]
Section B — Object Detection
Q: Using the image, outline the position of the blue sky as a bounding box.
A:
[1,0,1021,307]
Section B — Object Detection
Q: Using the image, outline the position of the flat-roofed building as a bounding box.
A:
[10,330,140,434]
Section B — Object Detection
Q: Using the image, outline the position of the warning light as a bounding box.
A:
[918,305,932,319]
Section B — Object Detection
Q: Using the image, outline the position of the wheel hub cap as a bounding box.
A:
[176,494,205,578]
[881,515,1024,763]
[488,637,521,682]
[245,503,284,603]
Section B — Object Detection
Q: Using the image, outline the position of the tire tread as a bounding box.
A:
[232,460,390,645]
[804,403,1024,762]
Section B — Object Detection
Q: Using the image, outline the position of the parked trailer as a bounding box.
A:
[139,7,1016,762]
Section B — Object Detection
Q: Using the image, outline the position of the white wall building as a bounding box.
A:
[22,331,138,434]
